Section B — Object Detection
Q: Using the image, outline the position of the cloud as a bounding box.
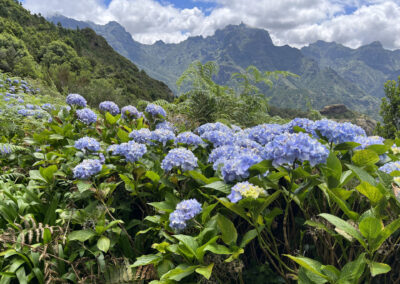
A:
[22,0,400,49]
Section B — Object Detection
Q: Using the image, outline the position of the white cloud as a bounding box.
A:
[22,0,400,49]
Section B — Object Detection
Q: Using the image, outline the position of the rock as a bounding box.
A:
[320,104,350,116]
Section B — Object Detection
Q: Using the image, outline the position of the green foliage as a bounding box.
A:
[0,0,172,105]
[376,76,400,138]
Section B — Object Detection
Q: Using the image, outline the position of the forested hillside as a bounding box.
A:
[0,0,173,106]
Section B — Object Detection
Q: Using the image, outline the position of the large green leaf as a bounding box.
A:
[161,264,198,281]
[355,182,384,204]
[195,263,214,280]
[326,151,342,180]
[338,253,366,282]
[372,218,400,252]
[68,230,96,242]
[239,229,259,248]
[319,213,367,249]
[346,164,376,186]
[217,214,238,245]
[131,254,162,267]
[285,255,329,280]
[369,262,391,277]
[359,217,383,242]
[351,150,380,166]
[202,181,230,194]
[97,236,111,253]
[174,235,199,259]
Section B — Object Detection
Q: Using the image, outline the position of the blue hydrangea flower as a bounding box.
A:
[151,129,175,145]
[42,103,55,111]
[379,162,400,174]
[106,144,118,153]
[73,159,102,179]
[129,128,152,144]
[66,93,87,107]
[99,153,105,164]
[121,105,140,119]
[156,121,176,133]
[169,199,202,231]
[196,122,231,135]
[17,98,24,103]
[247,124,286,145]
[234,138,264,156]
[0,144,12,155]
[99,101,120,116]
[209,145,241,165]
[161,148,198,172]
[314,119,366,144]
[176,131,204,146]
[74,137,100,152]
[221,153,262,182]
[145,103,167,118]
[263,132,329,167]
[26,104,35,110]
[76,108,97,125]
[112,141,147,163]
[227,181,265,203]
[285,118,316,134]
[201,130,233,147]
[353,135,384,150]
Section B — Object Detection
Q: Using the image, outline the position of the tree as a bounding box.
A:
[376,76,400,138]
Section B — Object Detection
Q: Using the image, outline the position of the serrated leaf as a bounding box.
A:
[352,149,380,166]
[369,262,391,277]
[97,236,110,253]
[359,217,383,242]
[217,214,237,245]
[68,230,96,242]
[355,182,384,204]
[131,254,162,267]
[195,263,214,280]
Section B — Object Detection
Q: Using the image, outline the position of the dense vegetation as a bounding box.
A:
[1,67,400,283]
[0,0,173,106]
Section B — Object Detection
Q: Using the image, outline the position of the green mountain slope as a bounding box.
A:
[48,15,381,117]
[301,40,400,98]
[0,0,173,106]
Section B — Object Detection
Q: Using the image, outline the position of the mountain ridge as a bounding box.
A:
[48,15,399,118]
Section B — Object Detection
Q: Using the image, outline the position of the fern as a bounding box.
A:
[0,143,28,155]
[0,172,25,181]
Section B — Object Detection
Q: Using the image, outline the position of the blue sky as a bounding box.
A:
[22,0,400,49]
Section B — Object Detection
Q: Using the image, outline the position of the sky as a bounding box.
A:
[21,0,400,50]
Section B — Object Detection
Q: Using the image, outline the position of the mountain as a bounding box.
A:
[49,15,387,117]
[301,40,400,98]
[0,0,172,107]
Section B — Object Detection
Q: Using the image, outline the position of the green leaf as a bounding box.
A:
[355,182,384,204]
[216,197,250,222]
[326,152,342,180]
[204,243,231,255]
[352,149,380,166]
[42,228,51,245]
[201,203,217,224]
[145,171,160,183]
[149,201,175,213]
[68,230,96,242]
[187,170,210,184]
[105,112,118,124]
[372,218,400,252]
[97,236,110,253]
[319,213,367,249]
[217,214,238,245]
[346,164,376,186]
[161,264,198,281]
[284,255,329,280]
[239,229,258,248]
[29,170,47,183]
[76,181,92,193]
[324,187,359,221]
[117,128,130,143]
[131,254,162,267]
[195,263,214,280]
[202,181,230,194]
[369,262,391,277]
[174,235,199,259]
[249,160,272,175]
[39,165,58,183]
[334,142,359,151]
[338,253,366,282]
[359,217,383,242]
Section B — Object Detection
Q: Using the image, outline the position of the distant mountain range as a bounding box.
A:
[49,15,400,118]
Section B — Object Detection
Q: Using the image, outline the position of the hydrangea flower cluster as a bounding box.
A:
[201,130,233,147]
[247,124,285,145]
[169,199,202,231]
[145,103,167,118]
[161,148,198,172]
[151,129,176,145]
[74,137,100,152]
[76,108,97,125]
[42,103,54,111]
[176,131,204,146]
[121,105,140,119]
[221,153,262,182]
[99,101,120,116]
[227,181,265,203]
[353,135,384,150]
[112,141,147,163]
[378,162,400,174]
[156,121,176,133]
[0,144,12,155]
[314,119,366,144]
[73,159,102,179]
[285,118,316,134]
[196,122,231,135]
[129,128,152,144]
[264,132,329,167]
[66,93,87,107]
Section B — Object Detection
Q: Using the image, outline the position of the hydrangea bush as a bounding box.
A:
[2,89,400,283]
